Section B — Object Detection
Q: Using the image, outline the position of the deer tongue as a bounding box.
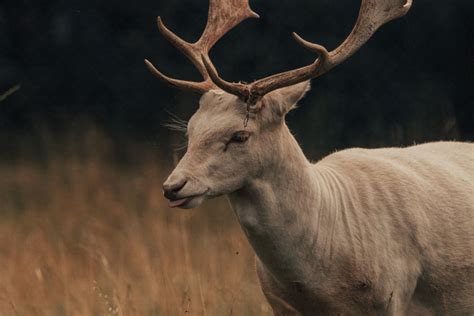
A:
[169,198,189,208]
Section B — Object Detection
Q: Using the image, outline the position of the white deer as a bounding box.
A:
[145,0,474,314]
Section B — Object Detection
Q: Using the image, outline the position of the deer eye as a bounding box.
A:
[230,131,250,144]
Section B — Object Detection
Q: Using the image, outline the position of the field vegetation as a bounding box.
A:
[0,125,271,315]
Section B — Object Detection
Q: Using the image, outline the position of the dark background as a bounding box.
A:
[0,0,473,160]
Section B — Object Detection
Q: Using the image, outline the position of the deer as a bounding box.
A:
[145,0,474,314]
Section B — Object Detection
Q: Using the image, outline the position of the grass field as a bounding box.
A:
[0,126,271,315]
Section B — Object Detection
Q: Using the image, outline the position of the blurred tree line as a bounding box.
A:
[0,0,472,159]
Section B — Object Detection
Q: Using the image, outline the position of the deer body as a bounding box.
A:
[146,0,474,314]
[163,88,474,315]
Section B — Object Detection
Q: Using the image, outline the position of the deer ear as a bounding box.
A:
[261,81,311,118]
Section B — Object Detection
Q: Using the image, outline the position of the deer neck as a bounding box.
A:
[228,123,333,281]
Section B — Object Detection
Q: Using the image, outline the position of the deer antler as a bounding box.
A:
[202,0,413,102]
[145,0,259,94]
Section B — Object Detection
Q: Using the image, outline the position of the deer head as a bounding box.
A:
[146,0,412,209]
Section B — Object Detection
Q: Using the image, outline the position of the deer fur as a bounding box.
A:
[163,82,474,315]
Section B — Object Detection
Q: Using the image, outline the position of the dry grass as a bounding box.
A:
[0,126,271,315]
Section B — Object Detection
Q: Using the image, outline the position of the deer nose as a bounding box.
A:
[163,179,187,200]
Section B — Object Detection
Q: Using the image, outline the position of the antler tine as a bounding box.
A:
[198,0,259,50]
[329,0,412,66]
[156,16,209,80]
[145,0,259,94]
[202,54,250,99]
[205,0,412,101]
[249,33,331,95]
[145,59,213,93]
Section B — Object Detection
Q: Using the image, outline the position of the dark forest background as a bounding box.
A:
[0,0,473,160]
